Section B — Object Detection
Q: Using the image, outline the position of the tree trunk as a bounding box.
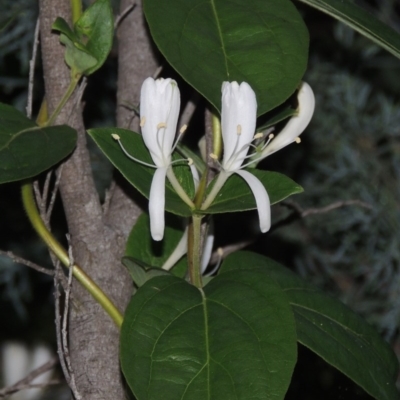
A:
[38,0,157,397]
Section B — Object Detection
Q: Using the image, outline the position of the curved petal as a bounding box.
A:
[234,169,271,233]
[262,82,315,158]
[149,167,168,241]
[221,82,257,170]
[201,220,214,274]
[161,225,188,271]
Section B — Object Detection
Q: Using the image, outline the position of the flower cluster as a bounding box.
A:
[114,77,315,241]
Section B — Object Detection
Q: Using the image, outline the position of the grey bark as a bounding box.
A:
[38,0,157,398]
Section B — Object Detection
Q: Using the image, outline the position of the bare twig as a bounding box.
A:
[62,235,82,400]
[67,77,88,124]
[102,180,116,214]
[270,199,373,233]
[26,18,40,119]
[179,92,200,130]
[46,164,64,221]
[209,240,253,265]
[115,2,136,29]
[0,250,54,276]
[54,261,71,385]
[0,357,59,398]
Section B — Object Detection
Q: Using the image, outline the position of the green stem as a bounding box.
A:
[212,112,222,159]
[21,182,123,328]
[70,0,82,24]
[45,74,81,127]
[201,170,230,211]
[167,167,195,208]
[188,214,203,288]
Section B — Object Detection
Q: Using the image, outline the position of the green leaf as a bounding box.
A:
[143,0,309,116]
[122,257,172,287]
[125,213,188,277]
[88,128,194,217]
[205,170,303,214]
[74,0,114,75]
[220,252,400,400]
[0,103,77,184]
[297,0,400,60]
[52,0,113,75]
[121,271,297,400]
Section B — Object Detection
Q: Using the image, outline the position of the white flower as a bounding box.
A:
[113,77,194,241]
[139,77,181,241]
[202,81,315,234]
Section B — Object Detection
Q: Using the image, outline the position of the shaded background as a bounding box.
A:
[0,0,399,398]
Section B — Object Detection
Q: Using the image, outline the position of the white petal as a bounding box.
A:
[149,167,168,241]
[140,77,180,167]
[221,81,257,170]
[162,226,188,270]
[201,221,214,274]
[262,81,315,157]
[234,169,271,233]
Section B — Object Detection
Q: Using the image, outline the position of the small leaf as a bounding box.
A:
[121,271,297,400]
[220,251,400,400]
[125,213,188,277]
[143,0,309,116]
[122,257,171,287]
[88,128,194,216]
[297,0,400,61]
[0,103,77,184]
[74,0,114,75]
[205,170,303,214]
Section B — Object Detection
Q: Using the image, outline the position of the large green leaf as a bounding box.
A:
[0,103,77,184]
[121,271,297,400]
[125,213,188,278]
[220,251,400,400]
[297,0,400,60]
[205,170,303,214]
[143,0,309,116]
[88,128,195,217]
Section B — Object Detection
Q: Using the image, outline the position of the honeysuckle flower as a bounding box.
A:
[201,81,315,234]
[113,77,195,241]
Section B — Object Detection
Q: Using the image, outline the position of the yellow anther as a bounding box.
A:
[295,137,301,144]
[237,124,242,135]
[217,247,224,257]
[180,124,188,134]
[268,133,275,140]
[140,117,146,127]
[210,153,218,160]
[111,134,120,140]
[254,133,264,140]
[187,157,193,166]
[157,122,167,129]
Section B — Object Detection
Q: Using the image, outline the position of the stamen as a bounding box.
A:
[113,136,156,169]
[179,124,188,134]
[295,137,301,144]
[237,124,242,135]
[260,133,275,151]
[140,117,146,127]
[210,153,218,160]
[157,122,167,129]
[253,133,264,140]
[187,157,193,166]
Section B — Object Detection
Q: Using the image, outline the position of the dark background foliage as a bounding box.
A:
[0,0,399,398]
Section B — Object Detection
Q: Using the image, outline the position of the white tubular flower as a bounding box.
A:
[139,77,181,241]
[202,81,271,233]
[261,82,315,157]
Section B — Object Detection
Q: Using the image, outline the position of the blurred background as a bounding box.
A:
[0,0,399,398]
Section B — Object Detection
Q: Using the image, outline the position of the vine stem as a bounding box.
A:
[21,182,123,328]
[188,214,203,288]
[45,74,81,127]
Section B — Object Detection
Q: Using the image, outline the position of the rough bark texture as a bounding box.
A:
[38,0,156,398]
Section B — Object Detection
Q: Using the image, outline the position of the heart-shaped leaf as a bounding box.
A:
[121,270,297,400]
[204,170,303,214]
[0,103,77,184]
[143,0,309,116]
[220,251,400,400]
[88,128,195,216]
